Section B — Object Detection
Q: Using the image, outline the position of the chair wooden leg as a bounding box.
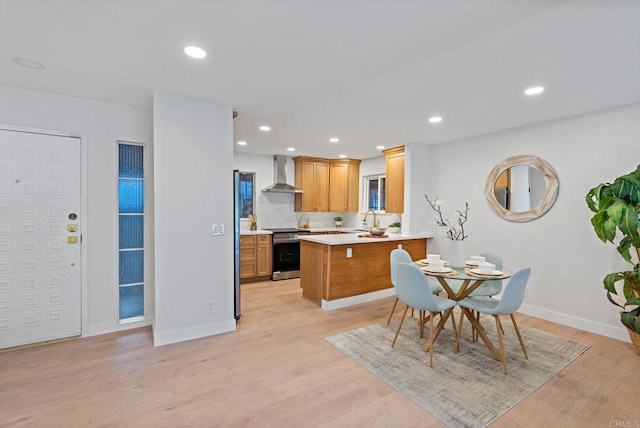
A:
[474,311,480,342]
[455,308,465,353]
[419,310,424,338]
[386,297,399,325]
[391,305,409,347]
[494,315,508,375]
[449,310,457,335]
[510,313,529,359]
[429,311,435,367]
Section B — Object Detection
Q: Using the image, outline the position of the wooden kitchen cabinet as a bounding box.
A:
[294,157,329,212]
[383,146,405,213]
[294,156,360,213]
[329,159,360,213]
[240,234,272,283]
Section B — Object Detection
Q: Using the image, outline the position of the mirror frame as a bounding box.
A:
[485,155,559,222]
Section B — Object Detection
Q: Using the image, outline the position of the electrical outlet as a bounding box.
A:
[346,248,352,258]
[398,244,402,249]
[207,300,216,313]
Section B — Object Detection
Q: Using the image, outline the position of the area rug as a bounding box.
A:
[326,316,589,428]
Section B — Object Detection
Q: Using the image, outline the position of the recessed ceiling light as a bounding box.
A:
[376,145,385,150]
[524,86,544,96]
[329,138,339,143]
[237,141,247,146]
[339,154,347,159]
[428,116,443,124]
[259,125,271,131]
[11,57,45,70]
[286,147,295,152]
[184,46,206,59]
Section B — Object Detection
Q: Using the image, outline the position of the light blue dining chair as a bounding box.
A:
[391,262,458,367]
[387,249,443,325]
[456,267,531,374]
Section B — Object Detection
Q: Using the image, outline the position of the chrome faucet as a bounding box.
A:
[365,210,379,228]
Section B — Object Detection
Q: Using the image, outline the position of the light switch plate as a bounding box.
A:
[212,224,224,236]
[346,248,352,258]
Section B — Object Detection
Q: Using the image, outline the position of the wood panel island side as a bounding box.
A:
[299,233,429,310]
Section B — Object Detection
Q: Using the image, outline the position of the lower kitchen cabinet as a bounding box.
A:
[240,234,272,283]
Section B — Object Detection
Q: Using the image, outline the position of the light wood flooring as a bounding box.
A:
[1,279,639,427]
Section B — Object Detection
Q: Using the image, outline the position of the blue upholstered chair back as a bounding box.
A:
[395,262,443,312]
[390,248,412,287]
[492,267,531,315]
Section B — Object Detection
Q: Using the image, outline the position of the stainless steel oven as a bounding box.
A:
[265,228,310,280]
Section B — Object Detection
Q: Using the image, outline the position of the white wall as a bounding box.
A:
[0,85,153,336]
[422,104,640,341]
[153,93,235,346]
[233,153,298,229]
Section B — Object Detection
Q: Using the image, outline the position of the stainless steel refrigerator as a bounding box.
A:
[233,170,241,321]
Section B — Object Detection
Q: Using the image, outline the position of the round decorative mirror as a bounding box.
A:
[485,155,559,222]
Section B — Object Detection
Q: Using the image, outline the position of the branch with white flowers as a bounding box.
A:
[425,195,469,241]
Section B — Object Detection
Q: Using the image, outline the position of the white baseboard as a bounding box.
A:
[519,303,630,343]
[84,317,153,337]
[322,288,396,310]
[152,319,237,347]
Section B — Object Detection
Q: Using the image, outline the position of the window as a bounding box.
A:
[365,175,386,211]
[118,143,145,321]
[238,172,255,218]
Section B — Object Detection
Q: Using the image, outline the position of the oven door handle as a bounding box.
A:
[273,237,301,244]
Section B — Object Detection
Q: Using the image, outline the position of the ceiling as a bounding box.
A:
[2,0,639,159]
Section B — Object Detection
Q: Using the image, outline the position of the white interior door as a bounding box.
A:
[0,129,82,349]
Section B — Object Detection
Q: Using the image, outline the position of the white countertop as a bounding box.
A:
[306,227,365,233]
[240,230,272,236]
[240,227,364,235]
[299,232,432,245]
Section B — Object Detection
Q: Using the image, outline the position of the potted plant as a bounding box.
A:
[586,165,640,355]
[333,216,344,228]
[388,222,401,234]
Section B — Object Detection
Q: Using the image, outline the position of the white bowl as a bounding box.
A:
[369,227,387,236]
[387,226,401,234]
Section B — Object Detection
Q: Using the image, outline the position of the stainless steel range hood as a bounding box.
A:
[261,155,303,193]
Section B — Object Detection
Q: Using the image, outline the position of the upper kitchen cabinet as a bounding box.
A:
[293,157,360,212]
[329,159,360,212]
[294,157,330,212]
[383,146,404,213]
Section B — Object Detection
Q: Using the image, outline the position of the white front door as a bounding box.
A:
[0,129,82,349]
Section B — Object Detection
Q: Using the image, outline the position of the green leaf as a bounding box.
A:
[617,236,634,264]
[607,291,624,308]
[623,274,638,299]
[585,186,600,212]
[625,297,640,306]
[621,309,640,329]
[603,272,624,293]
[621,311,634,329]
[602,204,624,242]
[590,212,609,243]
[618,206,640,247]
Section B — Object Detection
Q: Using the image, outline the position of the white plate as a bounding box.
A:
[469,268,504,276]
[417,259,449,266]
[465,260,479,266]
[422,266,454,274]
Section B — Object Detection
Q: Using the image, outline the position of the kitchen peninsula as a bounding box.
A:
[299,233,431,309]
